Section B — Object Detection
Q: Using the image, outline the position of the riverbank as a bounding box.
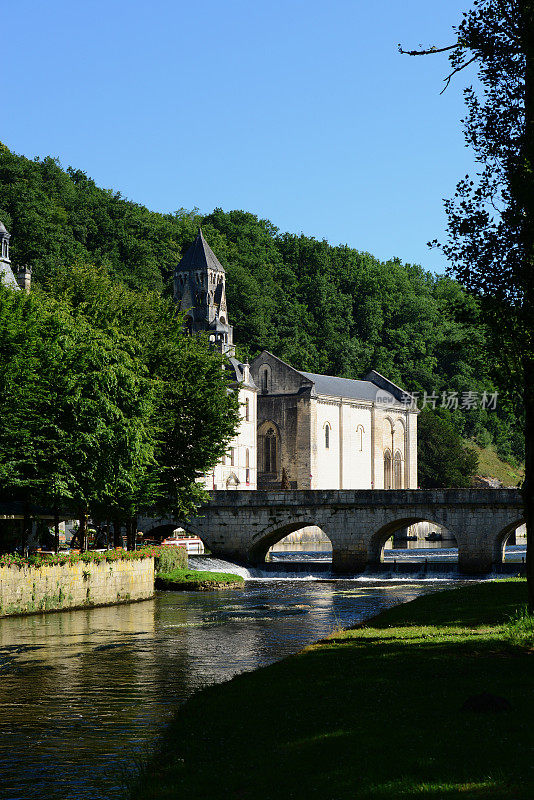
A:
[132,579,534,800]
[155,568,244,591]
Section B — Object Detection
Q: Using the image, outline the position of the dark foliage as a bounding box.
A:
[0,144,523,466]
[417,408,479,488]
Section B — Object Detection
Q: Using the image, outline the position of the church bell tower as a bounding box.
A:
[174,228,235,356]
[0,220,30,291]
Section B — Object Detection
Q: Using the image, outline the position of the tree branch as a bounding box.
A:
[398,44,458,56]
[441,55,478,94]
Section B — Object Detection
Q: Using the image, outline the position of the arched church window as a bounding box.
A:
[325,424,330,449]
[260,366,271,393]
[246,449,250,484]
[245,398,250,421]
[394,451,403,489]
[384,450,392,490]
[356,425,364,451]
[264,427,277,473]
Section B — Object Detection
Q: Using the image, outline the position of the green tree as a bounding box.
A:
[0,287,157,550]
[40,261,241,518]
[401,0,534,604]
[417,409,479,488]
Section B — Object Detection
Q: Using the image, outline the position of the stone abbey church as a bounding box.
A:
[1,220,418,491]
[174,230,418,491]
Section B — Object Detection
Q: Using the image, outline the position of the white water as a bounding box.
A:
[189,544,527,583]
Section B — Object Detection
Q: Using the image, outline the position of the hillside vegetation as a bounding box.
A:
[468,442,525,486]
[0,144,523,468]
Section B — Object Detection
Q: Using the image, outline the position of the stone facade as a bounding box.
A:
[250,351,418,490]
[139,489,523,575]
[174,229,418,493]
[0,557,154,617]
[202,367,258,490]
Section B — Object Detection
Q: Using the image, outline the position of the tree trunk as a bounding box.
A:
[78,511,87,552]
[113,518,123,548]
[126,518,132,551]
[126,515,138,551]
[520,0,534,609]
[22,507,31,556]
[54,508,60,554]
[524,365,534,609]
[132,515,138,551]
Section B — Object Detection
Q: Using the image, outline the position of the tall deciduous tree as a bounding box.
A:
[0,287,157,550]
[401,0,534,604]
[417,409,479,489]
[40,261,241,518]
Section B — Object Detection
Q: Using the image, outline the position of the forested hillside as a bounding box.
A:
[0,144,523,467]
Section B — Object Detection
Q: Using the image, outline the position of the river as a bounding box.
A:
[0,546,523,800]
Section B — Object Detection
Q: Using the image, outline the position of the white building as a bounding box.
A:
[250,352,418,490]
[174,229,417,493]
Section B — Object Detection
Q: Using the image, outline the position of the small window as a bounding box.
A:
[246,468,250,485]
[325,424,330,449]
[245,398,250,421]
[356,425,364,451]
[230,447,235,466]
[384,450,392,490]
[264,428,277,473]
[221,454,226,466]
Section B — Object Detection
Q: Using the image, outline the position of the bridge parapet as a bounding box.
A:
[203,488,523,508]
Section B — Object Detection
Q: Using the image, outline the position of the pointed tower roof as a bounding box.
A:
[177,228,225,273]
[0,220,9,234]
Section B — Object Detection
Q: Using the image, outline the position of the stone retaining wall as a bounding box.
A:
[0,557,154,617]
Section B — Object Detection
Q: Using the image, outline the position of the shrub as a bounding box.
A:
[153,546,188,574]
[0,546,165,570]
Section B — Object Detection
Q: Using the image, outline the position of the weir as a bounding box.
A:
[139,488,524,575]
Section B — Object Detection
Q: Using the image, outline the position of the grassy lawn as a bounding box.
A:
[155,568,244,591]
[131,580,534,799]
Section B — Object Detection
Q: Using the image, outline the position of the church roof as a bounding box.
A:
[228,357,257,389]
[177,228,225,273]
[299,371,383,403]
[0,262,20,291]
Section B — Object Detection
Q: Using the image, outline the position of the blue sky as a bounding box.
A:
[3,0,477,273]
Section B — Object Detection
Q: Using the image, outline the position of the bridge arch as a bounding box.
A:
[248,518,332,564]
[137,516,205,541]
[368,516,458,565]
[492,518,526,565]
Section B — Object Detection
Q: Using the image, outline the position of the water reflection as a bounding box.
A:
[0,579,445,800]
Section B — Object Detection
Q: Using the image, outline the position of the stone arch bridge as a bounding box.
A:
[138,489,524,574]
